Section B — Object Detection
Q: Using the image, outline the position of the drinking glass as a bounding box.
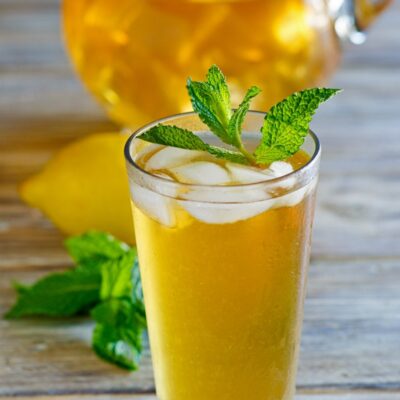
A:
[125,111,320,400]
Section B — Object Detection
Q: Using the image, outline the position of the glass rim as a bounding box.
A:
[124,110,321,190]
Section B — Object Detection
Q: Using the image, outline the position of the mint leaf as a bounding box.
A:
[65,231,129,268]
[100,249,137,300]
[205,65,231,128]
[255,88,340,163]
[141,124,209,151]
[92,299,146,336]
[228,86,261,148]
[91,298,146,370]
[206,146,248,164]
[187,65,232,145]
[140,124,248,165]
[5,269,101,318]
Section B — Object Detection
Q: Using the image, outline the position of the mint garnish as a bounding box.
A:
[5,231,146,371]
[139,64,340,166]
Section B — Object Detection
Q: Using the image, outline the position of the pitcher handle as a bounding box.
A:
[329,0,393,44]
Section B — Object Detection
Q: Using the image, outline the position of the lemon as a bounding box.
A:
[20,132,135,244]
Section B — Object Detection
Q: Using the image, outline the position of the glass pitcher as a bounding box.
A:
[63,0,391,128]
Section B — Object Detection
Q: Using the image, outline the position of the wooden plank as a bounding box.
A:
[1,393,400,400]
[300,260,400,389]
[1,259,399,396]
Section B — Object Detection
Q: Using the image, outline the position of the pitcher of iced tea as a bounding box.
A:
[63,0,391,128]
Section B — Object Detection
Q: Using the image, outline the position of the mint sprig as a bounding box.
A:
[139,64,340,166]
[4,231,146,371]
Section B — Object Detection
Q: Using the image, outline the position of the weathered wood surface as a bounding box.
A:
[2,394,400,400]
[1,0,400,398]
[1,260,400,396]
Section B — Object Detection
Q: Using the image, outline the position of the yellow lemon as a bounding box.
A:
[20,132,135,244]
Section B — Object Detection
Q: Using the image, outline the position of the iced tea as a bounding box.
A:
[125,112,320,399]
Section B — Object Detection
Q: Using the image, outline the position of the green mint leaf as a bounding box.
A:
[140,124,248,165]
[65,231,130,268]
[228,86,261,148]
[206,146,248,164]
[92,323,141,370]
[100,249,137,300]
[255,88,340,163]
[91,298,146,331]
[140,124,209,151]
[91,298,146,370]
[206,65,231,126]
[5,269,101,319]
[187,65,232,145]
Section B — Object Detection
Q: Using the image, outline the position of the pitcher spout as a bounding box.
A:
[329,0,393,44]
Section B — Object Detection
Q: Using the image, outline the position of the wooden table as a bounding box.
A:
[1,0,400,398]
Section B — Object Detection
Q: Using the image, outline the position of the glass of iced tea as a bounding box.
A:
[125,111,320,400]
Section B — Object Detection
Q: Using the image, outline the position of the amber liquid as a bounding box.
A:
[131,152,316,400]
[63,0,339,127]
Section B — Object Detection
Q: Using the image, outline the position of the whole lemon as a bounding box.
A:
[20,132,135,244]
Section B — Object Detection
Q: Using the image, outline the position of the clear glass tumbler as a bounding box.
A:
[124,111,320,400]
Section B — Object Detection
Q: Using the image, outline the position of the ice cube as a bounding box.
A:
[263,161,295,188]
[146,147,207,171]
[226,160,294,185]
[132,140,163,162]
[170,161,232,185]
[267,161,294,177]
[273,186,308,208]
[130,182,175,227]
[179,199,276,224]
[273,177,317,208]
[226,163,273,183]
